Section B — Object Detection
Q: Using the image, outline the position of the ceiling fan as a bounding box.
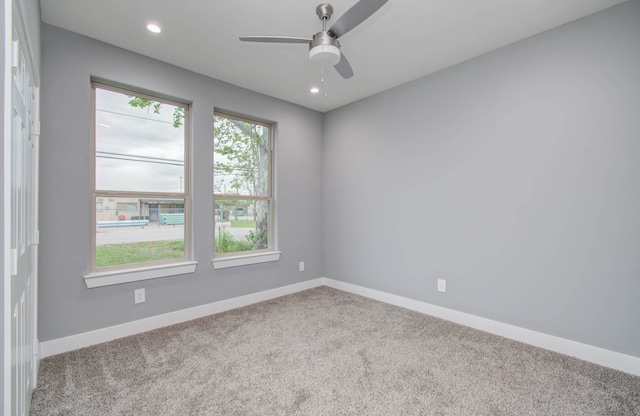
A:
[239,0,388,79]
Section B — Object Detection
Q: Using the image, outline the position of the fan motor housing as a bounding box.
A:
[309,31,341,65]
[310,31,340,50]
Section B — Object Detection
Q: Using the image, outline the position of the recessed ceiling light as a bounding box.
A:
[310,87,320,94]
[147,23,161,34]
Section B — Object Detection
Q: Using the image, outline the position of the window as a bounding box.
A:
[88,82,193,280]
[213,112,278,266]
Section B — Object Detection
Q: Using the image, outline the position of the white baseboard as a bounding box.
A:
[39,278,324,358]
[322,278,640,377]
[40,276,640,377]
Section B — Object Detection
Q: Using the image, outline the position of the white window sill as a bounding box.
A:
[212,251,281,269]
[84,261,198,288]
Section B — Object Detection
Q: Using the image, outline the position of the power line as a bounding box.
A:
[96,151,184,166]
[97,108,178,125]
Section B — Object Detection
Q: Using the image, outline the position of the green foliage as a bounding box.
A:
[128,96,162,113]
[127,96,185,128]
[247,229,268,251]
[215,231,253,253]
[96,240,184,268]
[213,116,269,195]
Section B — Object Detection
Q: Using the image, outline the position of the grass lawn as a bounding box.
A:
[230,219,256,227]
[96,240,184,268]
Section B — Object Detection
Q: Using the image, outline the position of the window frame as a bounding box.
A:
[86,81,195,283]
[212,110,279,266]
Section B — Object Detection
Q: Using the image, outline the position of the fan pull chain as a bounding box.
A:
[319,45,328,97]
[325,72,329,97]
[321,14,330,97]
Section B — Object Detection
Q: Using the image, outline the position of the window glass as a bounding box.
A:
[95,88,185,193]
[91,82,190,271]
[214,113,273,255]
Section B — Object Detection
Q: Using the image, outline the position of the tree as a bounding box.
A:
[214,115,270,251]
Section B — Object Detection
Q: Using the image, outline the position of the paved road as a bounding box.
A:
[96,224,252,245]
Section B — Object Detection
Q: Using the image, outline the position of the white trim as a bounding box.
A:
[39,276,640,376]
[212,251,281,269]
[322,278,640,377]
[40,278,323,358]
[13,0,38,85]
[3,0,12,412]
[83,261,198,288]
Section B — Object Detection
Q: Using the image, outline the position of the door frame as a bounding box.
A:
[3,0,39,413]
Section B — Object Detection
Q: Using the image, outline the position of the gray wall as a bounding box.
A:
[323,0,640,358]
[39,25,323,342]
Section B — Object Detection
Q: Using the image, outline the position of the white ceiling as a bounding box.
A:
[40,0,626,113]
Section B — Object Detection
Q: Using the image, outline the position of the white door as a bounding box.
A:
[6,0,39,413]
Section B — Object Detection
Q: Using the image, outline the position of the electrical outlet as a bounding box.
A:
[299,261,305,272]
[437,279,446,293]
[134,288,146,304]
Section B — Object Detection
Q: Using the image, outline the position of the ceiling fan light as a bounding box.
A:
[309,44,340,66]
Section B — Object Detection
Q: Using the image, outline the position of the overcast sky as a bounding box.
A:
[95,88,185,193]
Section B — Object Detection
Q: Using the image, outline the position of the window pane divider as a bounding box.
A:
[213,194,270,200]
[94,191,187,198]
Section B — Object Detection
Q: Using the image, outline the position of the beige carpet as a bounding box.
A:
[30,286,640,415]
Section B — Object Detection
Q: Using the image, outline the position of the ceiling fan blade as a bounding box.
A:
[327,0,388,39]
[239,36,311,44]
[334,52,354,79]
